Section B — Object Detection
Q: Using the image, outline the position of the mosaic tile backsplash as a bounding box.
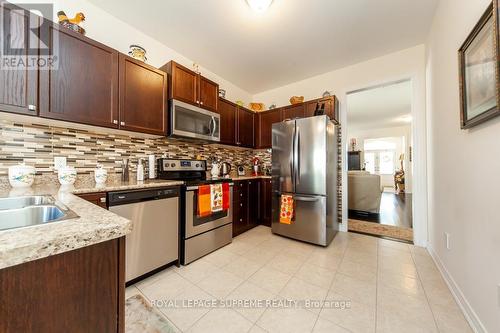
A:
[0,119,271,177]
[0,118,342,222]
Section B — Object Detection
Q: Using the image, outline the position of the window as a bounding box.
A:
[363,137,399,175]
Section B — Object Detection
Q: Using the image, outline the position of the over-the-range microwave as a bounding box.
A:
[169,99,220,142]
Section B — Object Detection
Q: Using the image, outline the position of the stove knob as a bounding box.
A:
[196,163,200,168]
[171,163,176,167]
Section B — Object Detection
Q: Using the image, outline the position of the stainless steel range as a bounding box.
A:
[157,159,233,265]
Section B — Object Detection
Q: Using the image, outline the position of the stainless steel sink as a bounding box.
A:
[0,195,79,231]
[0,195,54,210]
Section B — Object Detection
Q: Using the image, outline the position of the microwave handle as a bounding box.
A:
[210,117,216,137]
[186,183,234,191]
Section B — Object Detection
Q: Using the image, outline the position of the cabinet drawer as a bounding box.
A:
[77,192,108,209]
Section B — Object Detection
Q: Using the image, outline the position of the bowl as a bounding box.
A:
[289,96,304,105]
[8,163,36,188]
[249,103,265,112]
[58,166,77,185]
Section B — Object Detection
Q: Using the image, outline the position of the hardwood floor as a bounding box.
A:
[349,192,413,228]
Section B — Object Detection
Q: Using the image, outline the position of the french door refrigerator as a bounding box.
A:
[271,115,338,246]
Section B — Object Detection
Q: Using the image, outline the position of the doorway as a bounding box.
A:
[345,79,414,242]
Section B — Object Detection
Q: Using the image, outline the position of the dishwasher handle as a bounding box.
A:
[108,187,180,206]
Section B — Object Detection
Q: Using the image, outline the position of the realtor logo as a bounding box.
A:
[0,2,58,70]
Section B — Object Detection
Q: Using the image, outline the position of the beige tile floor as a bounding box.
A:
[126,226,472,333]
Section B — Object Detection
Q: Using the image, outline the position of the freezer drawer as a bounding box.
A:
[272,193,335,246]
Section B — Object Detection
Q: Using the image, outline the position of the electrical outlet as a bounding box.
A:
[445,232,450,250]
[54,156,67,170]
[498,285,500,307]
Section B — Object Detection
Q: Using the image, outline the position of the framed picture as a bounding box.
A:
[458,3,500,129]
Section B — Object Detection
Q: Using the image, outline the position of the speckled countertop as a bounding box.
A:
[230,175,272,181]
[0,179,183,270]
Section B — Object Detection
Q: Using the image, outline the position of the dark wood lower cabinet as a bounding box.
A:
[0,237,125,333]
[76,191,108,209]
[233,178,272,237]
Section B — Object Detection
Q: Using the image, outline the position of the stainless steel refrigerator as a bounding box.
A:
[271,115,338,246]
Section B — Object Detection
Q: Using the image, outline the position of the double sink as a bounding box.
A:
[0,195,79,231]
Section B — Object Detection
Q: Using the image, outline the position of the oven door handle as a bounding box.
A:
[186,183,234,191]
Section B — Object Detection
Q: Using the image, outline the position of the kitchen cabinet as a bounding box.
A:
[256,109,281,149]
[162,61,219,112]
[0,3,39,116]
[281,104,305,120]
[305,96,339,123]
[77,192,108,209]
[233,179,260,237]
[198,76,219,112]
[260,178,273,227]
[0,237,125,333]
[219,98,237,145]
[119,55,168,135]
[39,23,119,128]
[237,107,255,148]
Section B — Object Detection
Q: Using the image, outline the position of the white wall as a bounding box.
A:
[349,125,413,192]
[14,0,253,103]
[254,45,428,245]
[425,0,500,331]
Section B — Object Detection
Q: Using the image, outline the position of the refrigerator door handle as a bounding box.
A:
[291,122,296,192]
[296,127,301,185]
[293,195,320,202]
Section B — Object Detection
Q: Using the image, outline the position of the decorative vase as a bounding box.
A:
[58,166,77,185]
[219,89,226,98]
[8,163,35,188]
[94,165,108,184]
[289,96,304,105]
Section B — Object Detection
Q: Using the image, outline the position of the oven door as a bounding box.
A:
[185,185,233,238]
[170,99,220,142]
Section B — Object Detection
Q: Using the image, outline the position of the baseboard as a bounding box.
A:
[427,245,487,333]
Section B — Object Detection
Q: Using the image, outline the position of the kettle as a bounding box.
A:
[220,162,232,178]
[211,161,220,179]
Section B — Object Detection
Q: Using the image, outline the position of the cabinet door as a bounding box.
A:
[39,23,119,128]
[237,108,254,148]
[198,76,218,112]
[170,62,198,106]
[257,109,281,149]
[305,97,339,123]
[282,104,305,120]
[260,179,273,227]
[232,181,248,237]
[76,192,108,209]
[219,98,237,145]
[305,100,319,118]
[248,180,260,228]
[0,4,38,115]
[119,55,167,135]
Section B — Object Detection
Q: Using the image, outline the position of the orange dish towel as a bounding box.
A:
[198,185,211,217]
[222,183,230,211]
[279,195,294,224]
[211,183,223,212]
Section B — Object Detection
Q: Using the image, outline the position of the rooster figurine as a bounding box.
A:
[57,11,86,35]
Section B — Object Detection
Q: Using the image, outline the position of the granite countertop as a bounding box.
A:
[0,179,183,270]
[230,175,272,181]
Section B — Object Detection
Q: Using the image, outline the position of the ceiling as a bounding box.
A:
[88,0,438,94]
[347,80,412,131]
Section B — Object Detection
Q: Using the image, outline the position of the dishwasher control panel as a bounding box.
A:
[108,187,180,206]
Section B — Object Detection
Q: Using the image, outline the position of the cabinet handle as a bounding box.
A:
[100,197,106,203]
[113,120,118,124]
[240,203,243,207]
[120,121,125,126]
[240,218,243,222]
[196,100,200,104]
[28,105,37,111]
[200,101,204,105]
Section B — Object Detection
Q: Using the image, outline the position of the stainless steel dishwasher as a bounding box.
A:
[108,187,180,283]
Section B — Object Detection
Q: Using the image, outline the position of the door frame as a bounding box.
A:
[341,77,428,247]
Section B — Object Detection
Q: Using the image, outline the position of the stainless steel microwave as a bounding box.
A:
[169,99,220,142]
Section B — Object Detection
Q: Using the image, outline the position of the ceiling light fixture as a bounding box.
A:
[246,0,273,13]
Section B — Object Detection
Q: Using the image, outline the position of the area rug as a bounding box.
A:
[125,294,178,333]
[348,218,413,242]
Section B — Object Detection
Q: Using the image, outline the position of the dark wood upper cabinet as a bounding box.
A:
[161,61,219,112]
[256,109,281,149]
[305,96,339,123]
[198,76,218,112]
[282,104,305,120]
[39,23,119,128]
[162,61,198,105]
[0,3,38,116]
[119,55,168,135]
[237,107,254,148]
[219,98,237,145]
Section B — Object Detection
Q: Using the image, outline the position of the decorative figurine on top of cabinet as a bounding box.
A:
[57,11,86,35]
